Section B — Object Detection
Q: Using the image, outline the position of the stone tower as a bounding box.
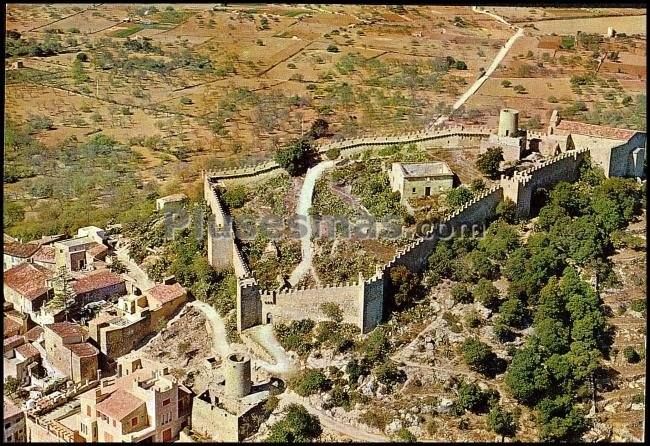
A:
[498,108,519,137]
[224,353,252,398]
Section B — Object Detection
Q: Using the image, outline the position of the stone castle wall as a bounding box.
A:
[205,121,643,335]
[260,281,361,326]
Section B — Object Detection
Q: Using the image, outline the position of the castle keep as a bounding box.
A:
[203,111,646,335]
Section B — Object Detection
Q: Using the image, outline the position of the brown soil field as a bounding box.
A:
[530,15,646,36]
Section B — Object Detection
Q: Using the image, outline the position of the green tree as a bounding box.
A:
[221,184,249,209]
[446,186,473,208]
[479,221,520,262]
[275,138,313,176]
[536,395,588,442]
[623,346,640,363]
[501,80,512,88]
[267,404,322,442]
[308,118,329,139]
[496,198,518,224]
[461,338,496,375]
[476,147,504,179]
[388,266,421,310]
[497,297,527,329]
[487,405,517,441]
[534,317,570,354]
[4,376,20,396]
[362,327,391,364]
[474,279,501,310]
[107,256,128,274]
[49,266,76,319]
[457,380,495,413]
[71,57,88,84]
[505,340,550,405]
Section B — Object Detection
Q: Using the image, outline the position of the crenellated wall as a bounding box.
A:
[500,147,590,217]
[260,281,361,327]
[206,120,643,336]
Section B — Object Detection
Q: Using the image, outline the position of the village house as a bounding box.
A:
[3,240,40,272]
[78,357,192,443]
[71,268,127,307]
[4,400,26,443]
[88,281,187,361]
[4,302,29,339]
[3,262,54,316]
[53,236,108,272]
[389,161,455,202]
[43,322,99,383]
[3,334,42,385]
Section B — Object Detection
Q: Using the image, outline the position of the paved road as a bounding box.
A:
[431,7,523,128]
[288,160,336,286]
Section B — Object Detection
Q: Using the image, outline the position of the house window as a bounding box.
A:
[5,422,11,429]
[113,419,116,427]
[412,187,416,193]
[131,417,138,427]
[86,406,91,416]
[162,398,171,407]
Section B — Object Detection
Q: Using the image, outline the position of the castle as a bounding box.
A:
[203,111,646,335]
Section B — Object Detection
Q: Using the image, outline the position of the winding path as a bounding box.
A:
[282,392,391,442]
[288,160,336,286]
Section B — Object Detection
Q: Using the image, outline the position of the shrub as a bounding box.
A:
[630,299,646,313]
[320,302,343,323]
[451,283,473,304]
[326,147,341,160]
[461,338,496,374]
[623,346,640,363]
[501,80,512,88]
[513,84,526,94]
[457,380,494,413]
[290,369,330,396]
[548,95,558,103]
[326,44,339,53]
[455,60,467,70]
[373,361,406,389]
[221,185,249,209]
[179,96,193,105]
[267,404,322,442]
[474,279,501,310]
[287,63,297,69]
[275,138,313,176]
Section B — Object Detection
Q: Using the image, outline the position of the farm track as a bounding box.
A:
[28,4,100,32]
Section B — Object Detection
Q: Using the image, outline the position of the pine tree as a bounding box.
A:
[48,266,76,320]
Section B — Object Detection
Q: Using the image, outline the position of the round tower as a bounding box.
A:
[224,353,252,398]
[498,108,519,137]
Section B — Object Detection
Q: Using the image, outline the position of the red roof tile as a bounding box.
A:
[4,335,24,350]
[32,245,55,263]
[555,120,638,141]
[15,342,40,360]
[4,317,21,338]
[96,389,145,421]
[88,243,108,259]
[3,241,40,258]
[66,342,99,358]
[25,326,44,342]
[72,270,125,296]
[3,263,54,301]
[146,283,186,307]
[46,322,85,339]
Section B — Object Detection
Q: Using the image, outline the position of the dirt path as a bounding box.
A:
[288,160,336,286]
[281,391,391,442]
[115,245,154,291]
[187,300,230,358]
[431,6,523,128]
[243,324,299,376]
